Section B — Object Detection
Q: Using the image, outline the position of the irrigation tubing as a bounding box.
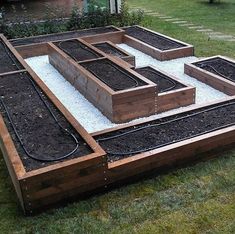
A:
[97,101,235,156]
[0,40,80,162]
[197,59,235,82]
[140,68,177,92]
[84,60,140,91]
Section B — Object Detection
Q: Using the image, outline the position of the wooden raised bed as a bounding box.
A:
[48,42,157,123]
[123,25,194,61]
[92,41,136,66]
[0,34,106,215]
[12,26,124,59]
[185,55,235,95]
[92,97,235,185]
[133,66,196,112]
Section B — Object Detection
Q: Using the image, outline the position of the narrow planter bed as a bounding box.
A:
[12,26,124,59]
[48,43,157,123]
[123,25,194,61]
[92,41,135,66]
[133,66,196,112]
[185,56,235,95]
[0,35,106,215]
[92,98,235,184]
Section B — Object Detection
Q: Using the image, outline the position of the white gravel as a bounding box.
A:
[25,46,228,133]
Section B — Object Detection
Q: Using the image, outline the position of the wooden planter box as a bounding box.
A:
[0,34,106,215]
[123,25,194,61]
[48,42,157,123]
[133,66,196,113]
[185,55,235,95]
[91,97,235,185]
[12,26,124,59]
[92,41,136,66]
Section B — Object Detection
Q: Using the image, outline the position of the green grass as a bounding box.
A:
[0,1,235,233]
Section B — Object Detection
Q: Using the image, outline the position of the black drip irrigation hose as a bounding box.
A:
[84,60,140,91]
[197,59,235,82]
[58,40,100,62]
[0,40,80,162]
[140,68,177,92]
[97,101,235,156]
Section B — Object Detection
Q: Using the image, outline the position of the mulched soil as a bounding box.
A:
[134,66,185,93]
[10,26,119,46]
[54,40,102,62]
[95,100,235,163]
[93,42,128,57]
[80,59,147,91]
[0,72,92,171]
[0,39,24,74]
[125,26,186,51]
[194,57,235,82]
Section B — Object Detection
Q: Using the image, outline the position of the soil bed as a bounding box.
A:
[95,100,235,162]
[193,57,235,82]
[0,39,24,73]
[0,71,92,171]
[54,39,102,62]
[10,26,120,46]
[125,26,186,51]
[93,42,127,57]
[133,66,185,93]
[80,58,147,91]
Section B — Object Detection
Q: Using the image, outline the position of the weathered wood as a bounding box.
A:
[185,55,235,95]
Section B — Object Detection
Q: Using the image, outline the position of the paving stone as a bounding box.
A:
[196,29,213,32]
[172,21,188,24]
[188,26,204,29]
[179,23,194,27]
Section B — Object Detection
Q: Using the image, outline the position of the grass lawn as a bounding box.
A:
[0,1,235,233]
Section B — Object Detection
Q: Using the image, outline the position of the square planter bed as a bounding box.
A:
[48,44,157,123]
[123,25,194,61]
[133,66,196,112]
[92,41,136,66]
[0,35,106,215]
[92,97,235,184]
[11,26,124,59]
[185,55,235,95]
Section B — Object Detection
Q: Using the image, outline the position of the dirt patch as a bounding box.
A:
[0,39,24,74]
[93,42,128,57]
[194,57,235,82]
[80,58,147,91]
[125,26,186,51]
[134,66,185,93]
[54,39,103,62]
[95,100,235,162]
[10,26,120,46]
[0,72,92,171]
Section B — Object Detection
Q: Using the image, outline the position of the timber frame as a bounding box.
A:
[0,26,234,215]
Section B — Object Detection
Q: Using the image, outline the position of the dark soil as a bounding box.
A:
[93,42,128,58]
[125,26,186,51]
[0,39,24,74]
[134,66,185,93]
[80,59,147,91]
[54,40,102,62]
[194,57,235,82]
[0,72,92,171]
[95,100,235,163]
[10,26,119,46]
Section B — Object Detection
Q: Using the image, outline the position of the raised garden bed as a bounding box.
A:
[0,35,106,214]
[92,98,235,184]
[48,44,157,123]
[92,41,135,66]
[185,56,235,95]
[133,66,195,112]
[12,26,124,59]
[123,25,194,61]
[53,39,104,62]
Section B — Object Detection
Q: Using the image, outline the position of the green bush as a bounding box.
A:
[1,0,144,39]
